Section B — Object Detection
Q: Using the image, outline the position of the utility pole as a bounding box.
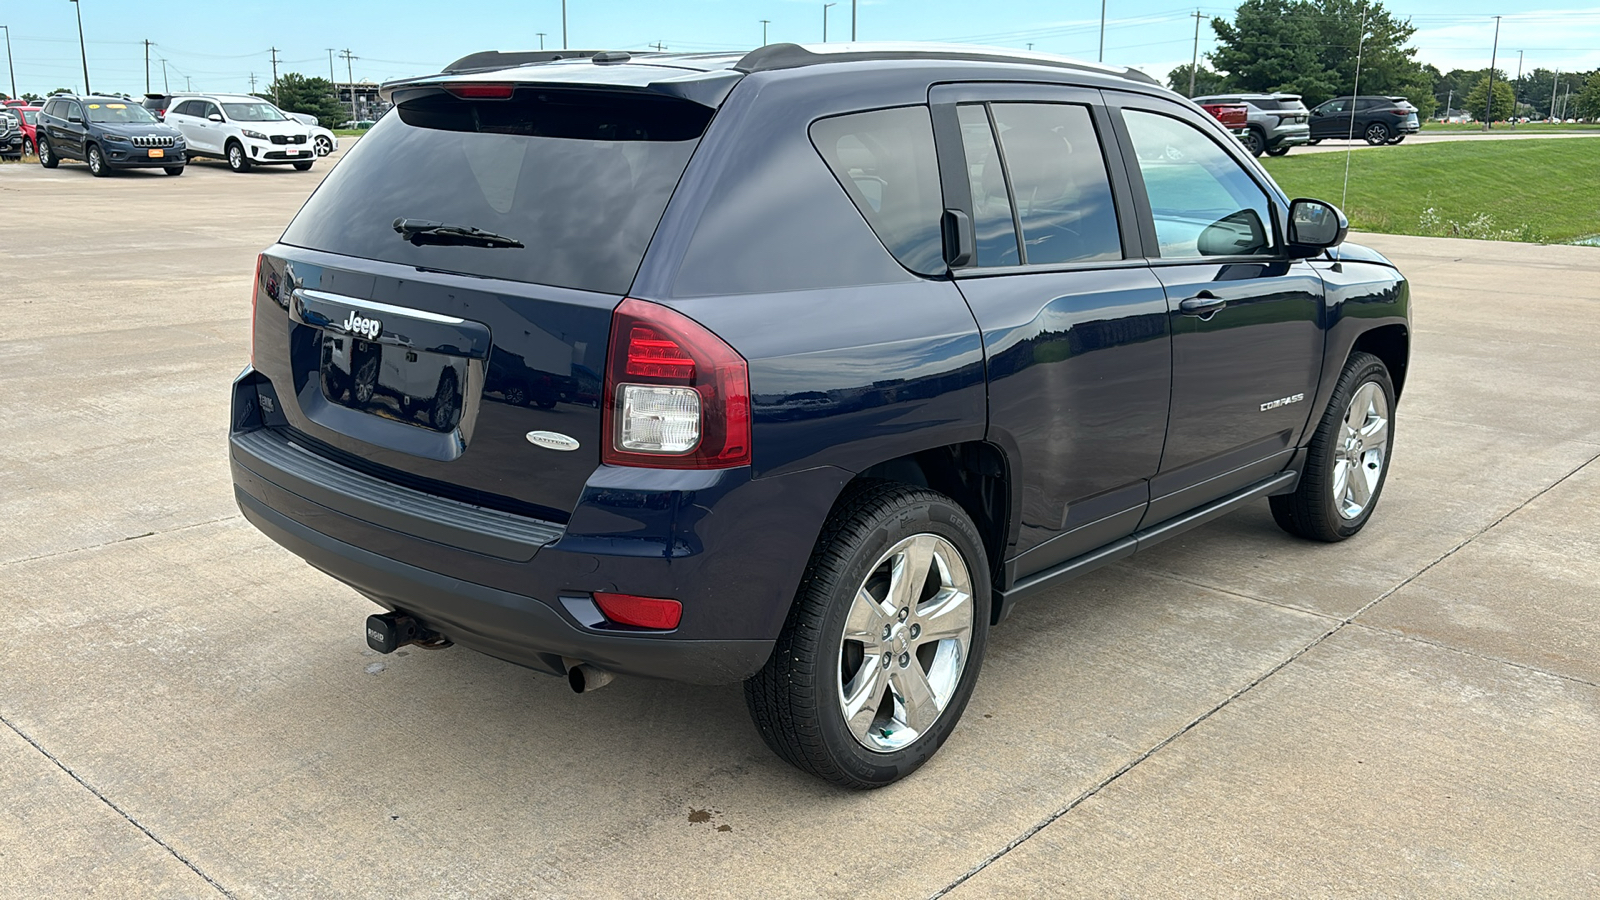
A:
[327,48,336,87]
[143,39,152,94]
[537,33,546,50]
[160,57,168,92]
[1511,49,1523,127]
[852,0,857,41]
[340,49,357,123]
[70,0,91,96]
[650,42,666,51]
[761,19,770,47]
[562,0,568,50]
[2,26,17,101]
[269,46,280,103]
[1483,15,1500,130]
[1550,70,1560,121]
[823,3,836,42]
[1444,88,1452,121]
[1099,0,1107,62]
[185,75,191,91]
[249,73,257,94]
[1027,43,1034,51]
[1188,9,1204,97]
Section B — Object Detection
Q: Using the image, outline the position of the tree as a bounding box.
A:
[1209,0,1435,111]
[1576,71,1600,121]
[1167,63,1228,96]
[1464,76,1516,123]
[265,73,346,127]
[22,92,43,103]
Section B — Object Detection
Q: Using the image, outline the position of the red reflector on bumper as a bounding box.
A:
[593,592,683,630]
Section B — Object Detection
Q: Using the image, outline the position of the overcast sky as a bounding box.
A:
[3,1,1597,97]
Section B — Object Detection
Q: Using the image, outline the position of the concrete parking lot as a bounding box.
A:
[2,153,1598,898]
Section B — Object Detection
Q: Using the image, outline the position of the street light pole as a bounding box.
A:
[537,33,546,50]
[1,26,17,101]
[1550,70,1560,121]
[1099,0,1107,62]
[852,0,857,41]
[761,19,770,47]
[70,0,91,96]
[562,0,568,50]
[823,3,836,42]
[1483,15,1500,131]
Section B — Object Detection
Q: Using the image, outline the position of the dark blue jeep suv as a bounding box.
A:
[231,44,1409,787]
[37,94,186,175]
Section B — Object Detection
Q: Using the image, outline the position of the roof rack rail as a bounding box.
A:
[442,49,617,74]
[732,42,1159,86]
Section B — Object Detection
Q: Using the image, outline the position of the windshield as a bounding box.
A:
[282,88,713,294]
[22,110,38,124]
[86,102,158,124]
[222,102,288,122]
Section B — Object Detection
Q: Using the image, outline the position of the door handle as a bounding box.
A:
[1179,291,1228,316]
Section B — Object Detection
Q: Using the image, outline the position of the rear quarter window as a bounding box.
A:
[809,106,945,275]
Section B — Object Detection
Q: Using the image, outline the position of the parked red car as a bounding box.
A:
[14,106,41,155]
[1200,101,1250,132]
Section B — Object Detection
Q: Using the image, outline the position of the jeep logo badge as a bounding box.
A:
[525,431,580,452]
[341,310,382,340]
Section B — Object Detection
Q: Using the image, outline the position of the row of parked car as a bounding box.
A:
[4,92,340,175]
[1194,92,1422,156]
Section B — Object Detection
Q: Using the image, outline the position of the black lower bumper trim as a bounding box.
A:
[236,487,774,685]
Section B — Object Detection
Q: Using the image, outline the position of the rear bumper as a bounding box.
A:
[229,367,850,684]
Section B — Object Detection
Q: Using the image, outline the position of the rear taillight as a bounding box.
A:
[593,592,682,630]
[1391,109,1409,116]
[602,298,751,470]
[249,253,263,367]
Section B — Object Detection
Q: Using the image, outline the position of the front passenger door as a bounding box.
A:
[1110,97,1324,522]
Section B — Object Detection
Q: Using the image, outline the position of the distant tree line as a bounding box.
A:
[1168,0,1600,122]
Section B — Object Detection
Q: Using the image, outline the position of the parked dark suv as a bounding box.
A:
[1308,95,1421,145]
[231,44,1410,788]
[36,94,187,175]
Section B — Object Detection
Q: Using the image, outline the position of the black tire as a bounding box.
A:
[1271,352,1397,542]
[1265,145,1291,157]
[744,482,991,789]
[1364,122,1392,145]
[293,160,314,171]
[86,143,111,177]
[1307,138,1322,146]
[226,140,251,172]
[38,137,58,168]
[429,369,461,431]
[163,165,184,176]
[1242,128,1266,157]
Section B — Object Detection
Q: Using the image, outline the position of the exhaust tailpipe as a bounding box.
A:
[567,663,615,693]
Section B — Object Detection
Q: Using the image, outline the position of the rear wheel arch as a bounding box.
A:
[1350,324,1409,398]
[852,441,1013,619]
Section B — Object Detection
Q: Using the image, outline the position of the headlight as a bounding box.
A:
[102,133,130,143]
[242,130,268,141]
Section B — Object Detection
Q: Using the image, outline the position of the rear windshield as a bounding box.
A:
[281,87,713,295]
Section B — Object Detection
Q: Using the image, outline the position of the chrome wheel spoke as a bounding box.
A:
[915,589,972,644]
[842,662,889,742]
[889,663,941,735]
[843,586,893,645]
[887,535,936,612]
[1361,415,1389,450]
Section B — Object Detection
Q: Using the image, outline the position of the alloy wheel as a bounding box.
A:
[1334,380,1389,520]
[315,136,332,156]
[1365,123,1389,145]
[837,533,974,753]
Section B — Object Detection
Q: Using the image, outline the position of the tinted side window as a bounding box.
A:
[1320,99,1347,114]
[956,104,1019,267]
[171,100,195,116]
[1123,109,1275,259]
[990,103,1121,265]
[199,102,220,119]
[810,106,945,275]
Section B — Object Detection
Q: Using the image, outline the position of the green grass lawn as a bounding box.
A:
[1422,122,1600,133]
[1262,138,1600,243]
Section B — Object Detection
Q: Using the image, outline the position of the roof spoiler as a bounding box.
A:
[732,42,1160,86]
[442,50,612,74]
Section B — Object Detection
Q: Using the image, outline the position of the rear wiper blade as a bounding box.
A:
[393,218,524,249]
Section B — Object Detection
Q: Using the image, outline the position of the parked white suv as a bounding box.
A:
[163,93,316,172]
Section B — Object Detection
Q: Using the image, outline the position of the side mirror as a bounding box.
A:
[1312,108,1325,117]
[941,209,974,269]
[207,113,223,123]
[1287,199,1349,254]
[67,114,83,124]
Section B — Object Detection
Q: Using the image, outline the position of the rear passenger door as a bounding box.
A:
[930,83,1172,580]
[1106,93,1324,523]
